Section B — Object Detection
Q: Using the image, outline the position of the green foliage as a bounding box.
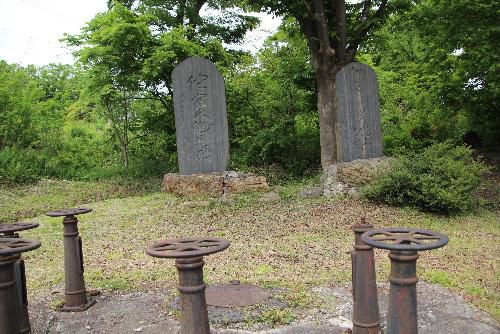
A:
[226,20,320,175]
[366,0,499,150]
[258,308,295,325]
[364,142,489,213]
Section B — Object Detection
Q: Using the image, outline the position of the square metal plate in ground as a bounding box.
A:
[205,281,271,307]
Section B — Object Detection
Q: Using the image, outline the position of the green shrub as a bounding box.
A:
[364,142,489,213]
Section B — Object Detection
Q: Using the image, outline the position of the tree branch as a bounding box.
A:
[361,0,373,23]
[189,0,206,29]
[176,0,186,26]
[312,0,335,67]
[297,17,321,70]
[335,0,347,64]
[347,0,388,61]
[302,0,314,17]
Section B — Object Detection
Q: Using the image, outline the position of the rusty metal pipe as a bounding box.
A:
[0,238,40,334]
[16,259,31,334]
[386,251,419,334]
[176,257,210,334]
[61,215,94,311]
[0,254,21,334]
[0,222,39,334]
[351,218,381,334]
[46,208,95,311]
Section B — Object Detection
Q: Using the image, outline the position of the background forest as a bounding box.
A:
[0,0,497,184]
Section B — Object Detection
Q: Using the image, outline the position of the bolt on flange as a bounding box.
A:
[0,238,41,334]
[46,208,96,312]
[146,237,230,334]
[351,217,382,334]
[362,227,449,334]
[0,222,40,334]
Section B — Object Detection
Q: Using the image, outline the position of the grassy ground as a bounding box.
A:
[1,177,499,323]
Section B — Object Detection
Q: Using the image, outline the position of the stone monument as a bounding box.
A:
[163,56,268,197]
[172,56,229,175]
[335,62,383,162]
[324,63,388,197]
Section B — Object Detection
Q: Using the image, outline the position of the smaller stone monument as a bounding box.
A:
[324,63,388,197]
[335,62,383,162]
[163,56,267,197]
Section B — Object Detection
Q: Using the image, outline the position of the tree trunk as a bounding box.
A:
[316,70,338,169]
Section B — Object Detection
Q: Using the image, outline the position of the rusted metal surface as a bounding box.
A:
[0,238,41,255]
[46,209,95,312]
[360,227,448,251]
[0,238,40,334]
[0,222,39,237]
[46,207,92,217]
[146,237,230,334]
[147,237,230,258]
[17,259,30,334]
[206,281,271,307]
[0,222,39,334]
[351,217,381,334]
[362,228,449,334]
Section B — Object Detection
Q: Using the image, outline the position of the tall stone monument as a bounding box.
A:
[335,62,383,162]
[172,56,229,175]
[164,56,268,197]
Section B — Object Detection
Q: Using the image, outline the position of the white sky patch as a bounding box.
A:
[0,0,108,66]
[239,12,282,54]
[0,1,280,66]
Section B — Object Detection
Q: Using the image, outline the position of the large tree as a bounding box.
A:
[250,0,410,168]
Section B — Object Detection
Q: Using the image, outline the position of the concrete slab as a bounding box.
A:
[29,283,499,334]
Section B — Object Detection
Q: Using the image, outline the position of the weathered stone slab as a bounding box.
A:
[224,171,269,194]
[162,171,268,197]
[162,173,224,197]
[172,56,229,175]
[323,157,392,197]
[335,62,383,162]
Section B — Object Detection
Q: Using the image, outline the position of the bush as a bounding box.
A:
[364,142,489,213]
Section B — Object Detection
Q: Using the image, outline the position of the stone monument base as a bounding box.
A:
[162,171,268,197]
[323,157,392,198]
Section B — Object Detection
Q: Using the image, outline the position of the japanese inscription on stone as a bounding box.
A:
[172,56,229,175]
[335,62,384,162]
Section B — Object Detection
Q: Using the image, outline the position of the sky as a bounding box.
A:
[0,0,281,66]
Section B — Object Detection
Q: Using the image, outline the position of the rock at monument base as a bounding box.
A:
[162,171,268,197]
[224,171,269,194]
[323,157,392,197]
[259,192,281,203]
[299,186,324,199]
[163,173,224,197]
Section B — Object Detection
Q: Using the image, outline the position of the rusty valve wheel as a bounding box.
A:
[0,238,41,255]
[46,208,92,217]
[147,237,230,258]
[361,228,448,334]
[46,207,95,312]
[0,238,40,334]
[146,237,230,334]
[361,227,449,251]
[0,222,39,236]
